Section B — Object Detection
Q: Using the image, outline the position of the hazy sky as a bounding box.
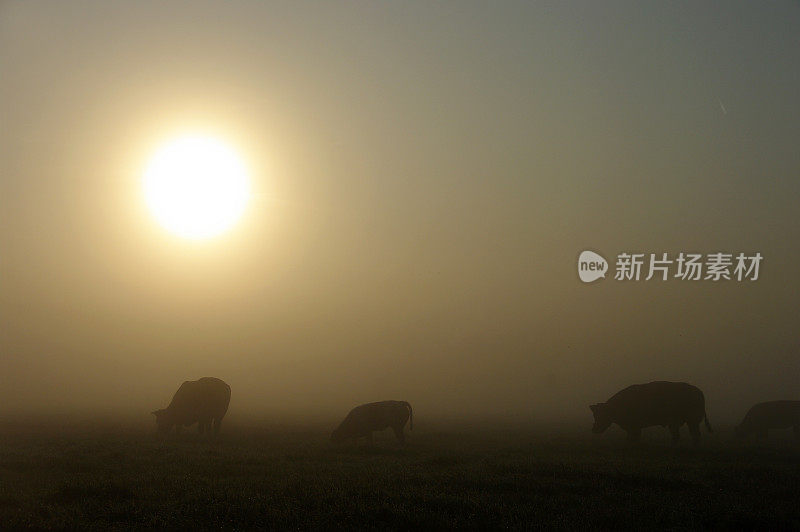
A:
[1,1,798,425]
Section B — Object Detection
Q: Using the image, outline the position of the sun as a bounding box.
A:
[143,135,251,240]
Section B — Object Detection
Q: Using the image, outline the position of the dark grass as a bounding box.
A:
[1,424,799,530]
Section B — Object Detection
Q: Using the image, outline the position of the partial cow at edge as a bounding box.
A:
[331,400,413,445]
[152,377,231,436]
[735,400,800,440]
[590,381,712,444]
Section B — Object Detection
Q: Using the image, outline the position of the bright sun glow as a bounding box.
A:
[143,135,251,240]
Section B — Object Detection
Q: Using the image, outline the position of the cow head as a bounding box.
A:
[589,403,613,433]
[151,408,174,434]
[330,426,345,443]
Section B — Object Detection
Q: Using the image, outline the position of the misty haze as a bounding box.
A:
[1,1,799,529]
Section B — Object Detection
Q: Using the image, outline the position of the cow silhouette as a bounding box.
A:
[152,377,231,436]
[590,381,712,444]
[331,401,413,445]
[735,400,800,440]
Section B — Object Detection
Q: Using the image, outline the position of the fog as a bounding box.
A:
[2,1,798,429]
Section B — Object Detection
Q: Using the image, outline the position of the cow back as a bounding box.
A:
[606,381,706,429]
[166,377,231,425]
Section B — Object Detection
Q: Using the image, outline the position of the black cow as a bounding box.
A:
[331,401,413,444]
[735,400,800,440]
[590,381,711,444]
[152,377,231,436]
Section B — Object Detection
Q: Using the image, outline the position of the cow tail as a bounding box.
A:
[704,411,712,433]
[403,401,413,430]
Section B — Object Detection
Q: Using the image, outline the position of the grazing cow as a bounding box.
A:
[152,377,231,436]
[735,400,800,440]
[331,401,413,444]
[590,381,712,444]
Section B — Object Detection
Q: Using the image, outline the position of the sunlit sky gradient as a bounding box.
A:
[1,1,798,424]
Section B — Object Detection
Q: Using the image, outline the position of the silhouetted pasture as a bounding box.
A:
[0,424,798,529]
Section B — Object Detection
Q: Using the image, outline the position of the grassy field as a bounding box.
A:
[1,423,798,529]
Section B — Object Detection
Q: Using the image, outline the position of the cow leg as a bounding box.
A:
[757,429,768,440]
[669,424,681,444]
[688,422,701,445]
[626,428,641,443]
[392,425,406,445]
[366,432,374,445]
[198,422,206,435]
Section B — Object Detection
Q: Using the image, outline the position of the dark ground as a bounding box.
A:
[1,421,798,530]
